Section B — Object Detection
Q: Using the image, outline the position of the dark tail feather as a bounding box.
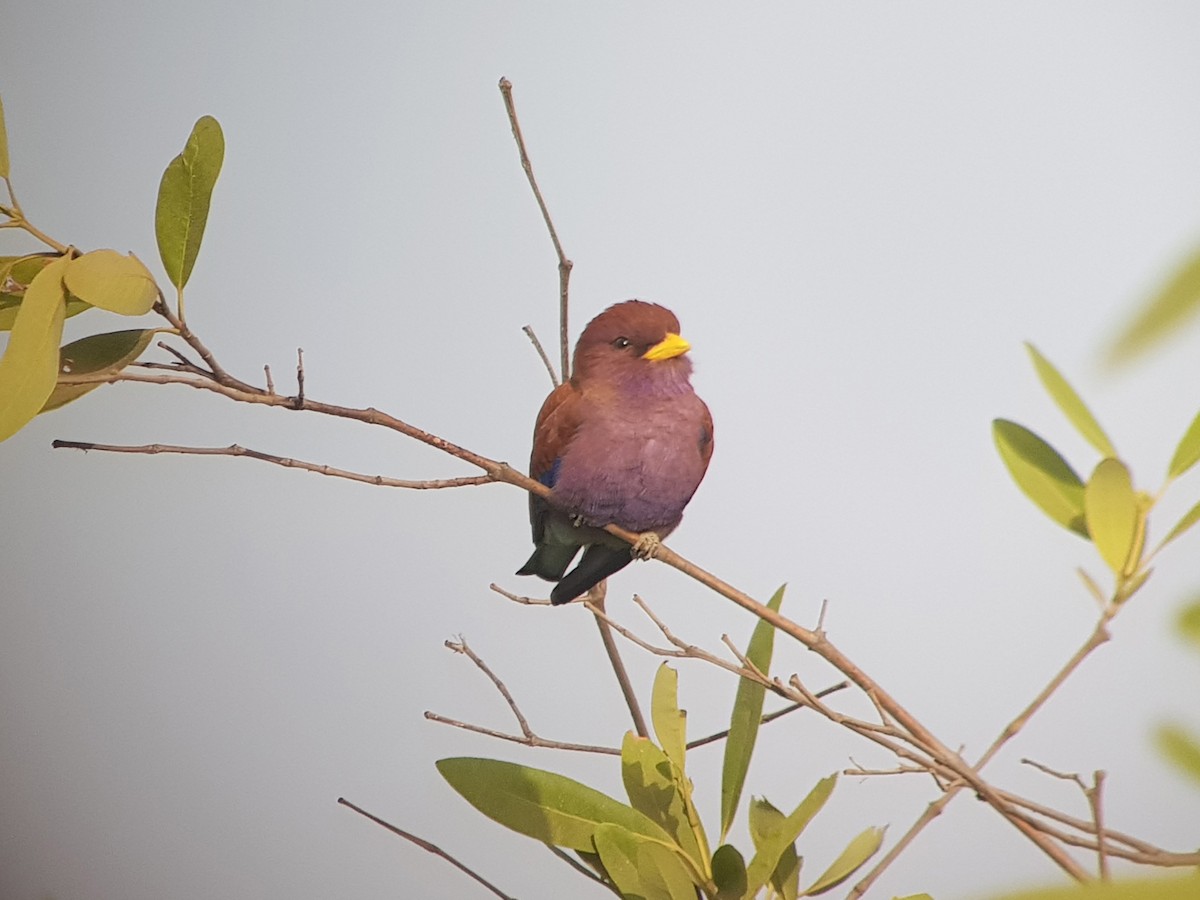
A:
[550,544,633,605]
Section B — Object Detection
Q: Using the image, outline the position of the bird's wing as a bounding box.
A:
[528,380,585,540]
[698,397,715,470]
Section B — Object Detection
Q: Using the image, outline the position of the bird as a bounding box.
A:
[516,300,713,605]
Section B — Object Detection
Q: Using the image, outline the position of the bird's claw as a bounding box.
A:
[631,532,662,560]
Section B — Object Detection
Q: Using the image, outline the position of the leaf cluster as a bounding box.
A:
[0,102,224,441]
[439,588,887,900]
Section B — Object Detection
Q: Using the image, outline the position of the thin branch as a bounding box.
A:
[687,688,849,751]
[490,583,552,606]
[295,347,306,408]
[423,711,619,756]
[446,638,533,737]
[50,440,492,490]
[1090,770,1110,880]
[850,610,1116,898]
[264,364,275,394]
[337,797,516,900]
[545,845,614,892]
[522,324,560,388]
[499,77,573,381]
[431,636,620,755]
[587,583,649,738]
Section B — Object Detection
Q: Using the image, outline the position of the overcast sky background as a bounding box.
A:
[3,4,1200,899]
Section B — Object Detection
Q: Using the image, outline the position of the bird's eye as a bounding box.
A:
[611,337,631,350]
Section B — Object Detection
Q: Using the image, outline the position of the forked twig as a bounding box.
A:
[499,77,573,381]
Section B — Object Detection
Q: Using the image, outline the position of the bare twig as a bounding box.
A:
[499,77,573,381]
[522,324,560,388]
[430,637,620,755]
[446,638,532,737]
[50,440,492,490]
[588,583,649,738]
[687,688,849,751]
[423,711,619,756]
[545,845,614,892]
[337,797,516,900]
[490,583,552,606]
[264,364,275,394]
[295,347,306,408]
[1090,770,1109,880]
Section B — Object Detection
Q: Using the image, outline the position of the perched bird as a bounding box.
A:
[517,300,713,605]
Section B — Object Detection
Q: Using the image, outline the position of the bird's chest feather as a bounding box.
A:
[552,397,707,531]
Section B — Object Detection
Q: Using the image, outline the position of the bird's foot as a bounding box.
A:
[631,532,663,560]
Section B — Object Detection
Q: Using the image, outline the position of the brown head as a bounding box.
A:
[572,300,694,395]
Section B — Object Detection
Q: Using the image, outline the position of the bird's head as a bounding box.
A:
[573,300,695,396]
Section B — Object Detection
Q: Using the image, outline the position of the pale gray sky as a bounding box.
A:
[3,4,1200,899]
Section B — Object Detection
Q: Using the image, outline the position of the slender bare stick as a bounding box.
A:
[423,711,619,755]
[499,77,573,380]
[337,797,516,900]
[1089,770,1109,879]
[588,582,649,738]
[446,639,533,737]
[50,441,491,490]
[523,325,560,388]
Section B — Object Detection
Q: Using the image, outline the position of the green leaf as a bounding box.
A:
[621,732,702,864]
[1167,410,1200,480]
[648,663,711,877]
[1157,500,1200,554]
[594,823,698,900]
[1084,458,1140,576]
[651,663,687,773]
[1176,601,1200,651]
[0,94,9,179]
[1025,343,1116,457]
[1156,724,1200,785]
[1108,245,1200,365]
[721,583,786,841]
[0,256,84,331]
[801,825,885,896]
[63,250,158,316]
[993,419,1088,537]
[41,329,155,413]
[156,115,224,291]
[436,757,670,853]
[749,798,801,900]
[0,255,68,442]
[744,777,836,896]
[711,844,748,900]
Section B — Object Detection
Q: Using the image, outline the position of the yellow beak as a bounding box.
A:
[642,332,691,362]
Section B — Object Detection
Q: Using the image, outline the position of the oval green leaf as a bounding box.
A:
[1156,724,1200,785]
[1107,245,1200,366]
[64,250,158,316]
[621,732,701,864]
[1167,410,1200,480]
[801,825,885,896]
[1177,601,1200,651]
[436,757,669,853]
[594,823,698,900]
[993,419,1088,537]
[156,115,224,291]
[748,798,801,900]
[711,843,748,900]
[721,583,786,841]
[651,663,687,774]
[0,255,68,442]
[744,776,836,896]
[1025,343,1116,457]
[41,328,155,413]
[1085,458,1140,576]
